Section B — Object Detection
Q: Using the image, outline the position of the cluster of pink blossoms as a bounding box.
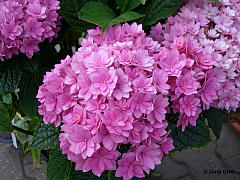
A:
[37,23,174,180]
[150,0,240,130]
[0,0,61,60]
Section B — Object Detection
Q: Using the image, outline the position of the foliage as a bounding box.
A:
[26,123,60,151]
[78,2,144,32]
[204,107,228,139]
[167,115,211,150]
[47,150,72,180]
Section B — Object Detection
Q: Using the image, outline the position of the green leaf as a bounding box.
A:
[117,0,147,13]
[110,11,145,27]
[78,2,116,31]
[0,101,13,133]
[19,73,39,118]
[26,123,60,151]
[208,0,224,5]
[168,116,211,150]
[139,0,184,26]
[205,107,227,139]
[29,117,41,132]
[78,2,144,32]
[2,92,12,105]
[13,119,29,144]
[47,149,72,180]
[0,63,23,93]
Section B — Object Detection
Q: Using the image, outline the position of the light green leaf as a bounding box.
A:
[139,0,184,26]
[13,119,29,144]
[117,0,147,13]
[0,101,13,133]
[47,150,72,180]
[78,2,144,32]
[26,123,60,151]
[2,92,12,105]
[78,2,116,32]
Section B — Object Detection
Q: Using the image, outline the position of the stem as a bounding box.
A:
[12,125,33,136]
[108,171,111,180]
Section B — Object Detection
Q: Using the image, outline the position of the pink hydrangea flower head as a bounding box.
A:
[37,22,175,179]
[0,0,60,60]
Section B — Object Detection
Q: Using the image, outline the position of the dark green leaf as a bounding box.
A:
[168,116,211,150]
[17,58,38,73]
[209,0,224,5]
[29,117,41,132]
[117,0,147,13]
[139,0,184,26]
[19,73,39,118]
[47,149,72,180]
[205,107,227,139]
[2,92,12,105]
[60,0,100,32]
[0,101,13,133]
[78,2,144,32]
[0,63,23,93]
[26,123,60,151]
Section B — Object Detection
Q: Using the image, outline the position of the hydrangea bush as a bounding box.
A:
[0,0,239,180]
[37,23,175,179]
[151,0,240,113]
[0,0,61,60]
